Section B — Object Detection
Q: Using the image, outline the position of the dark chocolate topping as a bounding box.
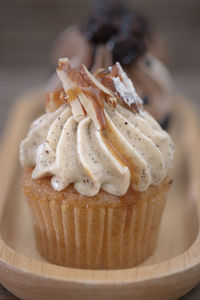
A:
[82,2,149,66]
[109,34,146,66]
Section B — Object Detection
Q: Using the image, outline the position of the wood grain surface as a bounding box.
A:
[0,91,200,300]
[0,0,200,299]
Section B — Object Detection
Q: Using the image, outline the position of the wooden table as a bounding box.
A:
[0,278,199,300]
[0,0,200,299]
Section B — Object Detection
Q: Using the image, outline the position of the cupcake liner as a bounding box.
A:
[26,188,166,269]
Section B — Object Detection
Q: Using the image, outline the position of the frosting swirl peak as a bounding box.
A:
[20,59,174,196]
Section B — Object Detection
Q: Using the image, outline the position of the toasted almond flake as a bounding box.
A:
[78,92,106,131]
[57,66,86,122]
[58,57,71,72]
[112,62,143,111]
[80,64,117,107]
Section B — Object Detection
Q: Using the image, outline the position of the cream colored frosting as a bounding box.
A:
[20,59,174,196]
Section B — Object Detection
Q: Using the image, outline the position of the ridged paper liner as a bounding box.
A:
[27,190,166,270]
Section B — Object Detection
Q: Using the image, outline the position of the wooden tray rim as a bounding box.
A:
[0,91,200,285]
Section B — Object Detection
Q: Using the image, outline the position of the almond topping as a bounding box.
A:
[80,64,117,107]
[57,61,86,122]
[55,58,142,129]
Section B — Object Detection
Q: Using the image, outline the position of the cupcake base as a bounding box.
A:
[22,168,170,269]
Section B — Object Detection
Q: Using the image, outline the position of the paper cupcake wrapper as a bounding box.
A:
[27,190,166,270]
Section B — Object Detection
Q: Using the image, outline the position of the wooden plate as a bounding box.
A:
[0,90,200,300]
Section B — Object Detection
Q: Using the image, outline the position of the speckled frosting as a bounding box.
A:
[20,59,174,196]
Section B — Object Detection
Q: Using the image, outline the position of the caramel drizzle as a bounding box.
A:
[82,87,107,131]
[65,86,81,103]
[102,117,140,187]
[55,60,141,131]
[45,88,67,112]
[65,86,106,131]
[101,132,139,187]
[66,69,108,131]
[100,132,127,167]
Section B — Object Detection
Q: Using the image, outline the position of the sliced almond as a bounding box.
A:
[70,97,86,122]
[58,57,71,72]
[80,64,117,107]
[57,67,86,122]
[101,76,116,93]
[78,92,106,131]
[94,67,111,78]
[68,69,89,87]
[111,62,143,112]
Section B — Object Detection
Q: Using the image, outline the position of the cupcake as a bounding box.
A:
[50,2,174,128]
[20,58,174,269]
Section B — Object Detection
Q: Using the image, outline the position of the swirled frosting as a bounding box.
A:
[20,59,174,196]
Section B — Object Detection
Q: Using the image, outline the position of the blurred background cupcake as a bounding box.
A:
[49,1,174,129]
[0,0,199,135]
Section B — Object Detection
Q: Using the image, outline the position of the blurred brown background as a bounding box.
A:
[0,0,200,134]
[0,0,200,299]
